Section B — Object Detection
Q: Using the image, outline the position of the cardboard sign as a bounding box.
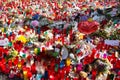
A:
[0,38,9,46]
[105,40,119,46]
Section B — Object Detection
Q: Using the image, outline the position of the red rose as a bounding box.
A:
[78,21,99,34]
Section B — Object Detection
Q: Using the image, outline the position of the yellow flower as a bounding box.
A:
[79,34,84,40]
[88,18,93,22]
[17,35,27,43]
[23,71,27,76]
[11,40,15,43]
[13,50,18,56]
[34,48,38,54]
[1,28,4,32]
[66,58,71,66]
[18,62,22,69]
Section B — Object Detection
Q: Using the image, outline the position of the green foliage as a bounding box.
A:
[90,30,108,39]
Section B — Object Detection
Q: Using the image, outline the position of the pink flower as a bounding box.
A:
[118,71,120,76]
[31,20,39,27]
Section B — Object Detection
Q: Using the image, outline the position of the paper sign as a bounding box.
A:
[61,46,68,60]
[105,40,119,46]
[0,38,9,46]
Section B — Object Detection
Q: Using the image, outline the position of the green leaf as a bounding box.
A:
[52,52,59,58]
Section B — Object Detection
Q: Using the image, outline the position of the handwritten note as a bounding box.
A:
[0,38,9,46]
[105,40,119,46]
